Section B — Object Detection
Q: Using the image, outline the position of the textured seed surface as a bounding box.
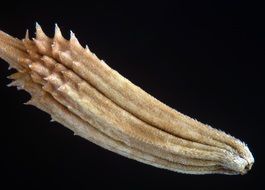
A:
[0,24,254,175]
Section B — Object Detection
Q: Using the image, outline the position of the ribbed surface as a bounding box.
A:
[0,24,254,174]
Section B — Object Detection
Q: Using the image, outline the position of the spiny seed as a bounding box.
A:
[0,24,254,175]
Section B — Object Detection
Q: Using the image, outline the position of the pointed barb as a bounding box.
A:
[73,132,78,136]
[35,22,40,29]
[70,30,82,49]
[70,30,77,43]
[100,60,107,66]
[92,53,98,59]
[54,23,64,41]
[85,45,91,52]
[16,86,23,90]
[24,99,35,106]
[35,22,42,35]
[7,72,23,80]
[7,81,18,87]
[55,23,59,30]
[35,22,48,40]
[70,30,75,39]
[25,29,29,40]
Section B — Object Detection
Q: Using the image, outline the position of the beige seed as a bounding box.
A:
[0,24,254,175]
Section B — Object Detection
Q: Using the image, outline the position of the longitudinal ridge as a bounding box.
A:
[0,23,254,175]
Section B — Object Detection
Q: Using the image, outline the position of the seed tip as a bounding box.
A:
[35,22,40,29]
[55,23,63,38]
[25,29,29,39]
[70,30,75,39]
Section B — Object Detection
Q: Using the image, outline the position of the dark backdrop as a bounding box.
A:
[0,1,264,189]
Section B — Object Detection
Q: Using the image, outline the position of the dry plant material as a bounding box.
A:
[0,23,254,175]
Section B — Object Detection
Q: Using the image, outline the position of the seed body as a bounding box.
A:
[0,24,254,175]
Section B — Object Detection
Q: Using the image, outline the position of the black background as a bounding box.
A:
[0,1,264,189]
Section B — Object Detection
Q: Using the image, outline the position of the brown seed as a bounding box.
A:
[0,23,254,175]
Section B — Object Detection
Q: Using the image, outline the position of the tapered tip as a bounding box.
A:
[70,30,75,39]
[25,29,29,40]
[35,22,49,40]
[70,30,82,49]
[35,22,40,29]
[54,23,64,41]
